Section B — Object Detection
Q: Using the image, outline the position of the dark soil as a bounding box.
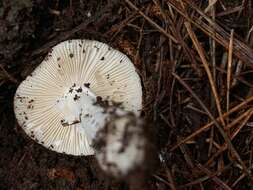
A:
[0,1,153,189]
[1,0,253,190]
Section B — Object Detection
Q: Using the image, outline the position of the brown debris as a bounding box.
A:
[47,167,76,184]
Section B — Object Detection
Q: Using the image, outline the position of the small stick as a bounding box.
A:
[167,0,253,65]
[184,21,225,127]
[124,0,178,44]
[0,65,18,84]
[170,97,253,151]
[172,73,253,183]
[205,109,253,166]
[207,0,217,158]
[226,30,234,126]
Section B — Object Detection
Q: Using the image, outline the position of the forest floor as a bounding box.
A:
[1,0,253,190]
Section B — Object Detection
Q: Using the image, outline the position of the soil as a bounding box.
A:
[1,0,253,190]
[0,1,154,189]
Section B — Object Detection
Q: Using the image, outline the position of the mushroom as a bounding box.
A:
[14,39,142,156]
[93,112,148,178]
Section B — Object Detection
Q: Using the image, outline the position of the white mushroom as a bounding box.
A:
[93,112,147,177]
[13,39,142,156]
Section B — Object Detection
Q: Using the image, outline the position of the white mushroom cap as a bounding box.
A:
[94,113,146,177]
[14,39,142,156]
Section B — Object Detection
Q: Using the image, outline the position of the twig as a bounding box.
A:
[196,164,232,190]
[32,1,117,57]
[124,0,178,44]
[205,108,253,166]
[172,73,253,184]
[184,21,225,127]
[108,11,139,42]
[181,163,231,190]
[231,173,246,188]
[167,0,253,65]
[165,168,177,190]
[134,10,146,65]
[170,95,253,151]
[153,174,173,188]
[207,0,217,158]
[226,30,234,127]
[0,65,18,84]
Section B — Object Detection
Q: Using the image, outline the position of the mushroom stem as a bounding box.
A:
[56,85,96,126]
[56,85,108,144]
[93,112,148,178]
